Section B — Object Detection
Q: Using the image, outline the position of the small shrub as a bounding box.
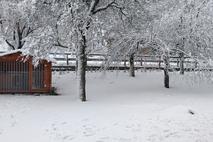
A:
[50,87,59,95]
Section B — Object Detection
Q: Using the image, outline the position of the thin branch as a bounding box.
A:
[26,27,35,36]
[54,40,69,48]
[54,14,69,49]
[5,40,15,50]
[92,0,116,14]
[21,23,27,34]
[89,0,100,14]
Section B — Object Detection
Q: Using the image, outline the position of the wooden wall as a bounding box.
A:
[0,52,52,94]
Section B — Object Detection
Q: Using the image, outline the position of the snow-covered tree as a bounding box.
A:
[104,0,213,87]
[155,0,213,63]
[2,0,213,97]
[0,0,38,50]
[0,0,59,62]
[104,0,157,77]
[47,0,131,101]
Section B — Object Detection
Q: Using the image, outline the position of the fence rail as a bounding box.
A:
[50,52,198,72]
[0,51,199,72]
[52,65,203,72]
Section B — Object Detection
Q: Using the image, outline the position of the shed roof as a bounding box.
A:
[0,49,22,57]
[0,49,55,63]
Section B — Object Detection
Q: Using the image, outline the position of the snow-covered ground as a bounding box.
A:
[0,71,213,142]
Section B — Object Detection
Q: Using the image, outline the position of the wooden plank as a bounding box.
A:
[44,61,52,92]
[29,58,33,93]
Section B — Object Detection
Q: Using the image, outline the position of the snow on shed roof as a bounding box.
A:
[0,49,22,57]
[0,49,56,63]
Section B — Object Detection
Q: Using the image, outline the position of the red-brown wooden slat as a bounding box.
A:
[0,52,51,94]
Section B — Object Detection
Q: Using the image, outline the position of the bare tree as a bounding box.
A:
[51,0,127,101]
[0,0,38,50]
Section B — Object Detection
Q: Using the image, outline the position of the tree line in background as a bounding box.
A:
[0,0,213,101]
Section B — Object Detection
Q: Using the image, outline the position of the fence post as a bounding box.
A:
[158,56,161,68]
[195,61,198,69]
[66,54,69,66]
[75,55,78,74]
[177,59,180,68]
[140,57,143,66]
[124,57,127,69]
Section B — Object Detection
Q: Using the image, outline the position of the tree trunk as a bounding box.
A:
[179,52,184,75]
[163,52,169,88]
[66,54,69,66]
[129,53,135,77]
[77,32,87,102]
[164,69,169,88]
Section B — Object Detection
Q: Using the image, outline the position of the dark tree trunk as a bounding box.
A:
[129,53,135,77]
[75,0,123,101]
[164,69,169,88]
[16,22,25,49]
[179,52,184,75]
[77,31,87,102]
[5,22,27,50]
[163,52,169,88]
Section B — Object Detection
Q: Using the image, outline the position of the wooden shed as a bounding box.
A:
[0,50,52,94]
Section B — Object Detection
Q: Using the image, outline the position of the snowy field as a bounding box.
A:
[0,71,213,142]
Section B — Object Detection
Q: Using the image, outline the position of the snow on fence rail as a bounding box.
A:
[0,51,199,72]
[49,52,198,72]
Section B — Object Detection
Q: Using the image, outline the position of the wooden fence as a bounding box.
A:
[0,51,199,72]
[49,52,198,72]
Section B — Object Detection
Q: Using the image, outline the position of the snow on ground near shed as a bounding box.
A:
[0,71,213,142]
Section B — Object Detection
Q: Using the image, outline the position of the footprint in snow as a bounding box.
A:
[61,122,67,125]
[82,125,97,137]
[11,121,17,127]
[0,130,3,135]
[109,81,114,84]
[97,137,110,141]
[62,135,74,140]
[118,138,132,142]
[82,118,89,122]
